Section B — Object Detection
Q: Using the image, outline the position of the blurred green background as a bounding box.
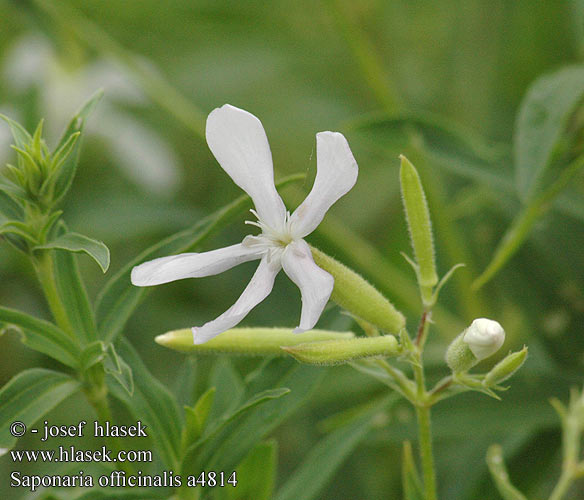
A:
[1,0,584,498]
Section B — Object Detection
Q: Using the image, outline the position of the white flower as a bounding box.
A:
[463,318,505,361]
[131,104,358,344]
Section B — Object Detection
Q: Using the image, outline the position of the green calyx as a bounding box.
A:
[282,335,399,366]
[310,246,405,334]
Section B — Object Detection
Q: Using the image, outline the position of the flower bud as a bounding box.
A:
[155,327,354,355]
[446,318,505,373]
[463,318,505,361]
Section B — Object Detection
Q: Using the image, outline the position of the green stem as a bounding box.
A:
[415,403,437,500]
[549,407,581,500]
[549,470,573,500]
[375,359,416,403]
[84,367,134,475]
[473,155,584,290]
[33,250,74,336]
[412,313,438,500]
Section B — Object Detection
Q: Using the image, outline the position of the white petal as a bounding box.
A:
[289,131,358,238]
[281,239,334,333]
[131,243,262,286]
[206,104,287,230]
[192,256,281,344]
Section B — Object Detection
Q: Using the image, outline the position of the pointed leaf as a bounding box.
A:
[227,440,278,500]
[52,90,103,204]
[402,441,424,500]
[0,113,32,149]
[182,387,216,448]
[275,399,385,500]
[103,343,134,396]
[79,341,107,372]
[207,358,245,425]
[108,339,182,470]
[515,65,584,201]
[95,173,304,342]
[35,231,110,273]
[51,246,99,344]
[184,363,324,474]
[37,221,99,346]
[0,369,81,453]
[0,190,23,223]
[0,306,81,368]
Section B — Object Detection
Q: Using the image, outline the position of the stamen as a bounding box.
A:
[244,220,263,229]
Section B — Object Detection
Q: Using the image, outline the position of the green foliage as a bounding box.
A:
[515,66,584,202]
[0,306,81,368]
[35,232,110,273]
[0,369,81,453]
[275,398,387,500]
[226,440,278,500]
[108,340,182,470]
[402,441,424,500]
[0,2,583,499]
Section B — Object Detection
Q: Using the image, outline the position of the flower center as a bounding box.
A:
[245,209,295,247]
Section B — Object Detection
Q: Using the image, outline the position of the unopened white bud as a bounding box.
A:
[463,318,505,361]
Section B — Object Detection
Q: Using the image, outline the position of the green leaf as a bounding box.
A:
[0,368,81,453]
[207,358,245,425]
[35,231,110,273]
[51,246,99,344]
[95,173,304,342]
[184,387,291,472]
[348,112,511,192]
[41,132,80,200]
[0,113,32,149]
[274,399,384,500]
[0,177,27,202]
[39,221,99,346]
[52,90,103,204]
[182,387,216,449]
[108,339,182,470]
[79,341,107,372]
[226,440,278,500]
[402,441,424,500]
[0,190,23,222]
[0,306,81,368]
[184,362,324,474]
[103,343,134,396]
[515,65,584,201]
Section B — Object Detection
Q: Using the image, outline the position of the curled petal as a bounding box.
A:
[193,256,281,344]
[290,131,358,238]
[131,243,262,286]
[206,104,287,231]
[281,239,334,333]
